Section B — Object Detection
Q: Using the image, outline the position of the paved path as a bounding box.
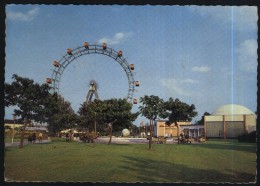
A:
[95,137,180,144]
[5,140,51,147]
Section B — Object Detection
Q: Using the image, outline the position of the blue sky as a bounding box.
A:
[5,5,257,125]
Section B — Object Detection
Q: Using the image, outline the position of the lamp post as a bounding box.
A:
[12,113,17,144]
[140,122,143,138]
[108,123,112,145]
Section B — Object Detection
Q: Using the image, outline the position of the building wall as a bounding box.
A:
[204,114,256,138]
[206,121,224,138]
[246,114,256,133]
[226,121,244,138]
[5,124,24,128]
[154,120,191,137]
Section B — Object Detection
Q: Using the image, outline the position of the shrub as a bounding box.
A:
[238,131,256,143]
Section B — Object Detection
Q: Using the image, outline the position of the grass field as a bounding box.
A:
[4,139,256,183]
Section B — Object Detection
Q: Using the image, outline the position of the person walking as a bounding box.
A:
[38,132,43,142]
[32,133,36,143]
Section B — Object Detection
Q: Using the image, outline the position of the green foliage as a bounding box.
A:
[5,74,78,133]
[238,131,256,143]
[164,97,198,123]
[138,95,166,120]
[196,112,211,125]
[138,95,198,124]
[46,94,78,133]
[78,98,138,133]
[5,74,51,122]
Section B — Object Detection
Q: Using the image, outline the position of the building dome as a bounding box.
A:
[212,104,254,115]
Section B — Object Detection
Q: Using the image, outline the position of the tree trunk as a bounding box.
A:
[149,119,152,150]
[176,121,180,144]
[108,124,112,145]
[19,117,29,149]
[94,120,97,134]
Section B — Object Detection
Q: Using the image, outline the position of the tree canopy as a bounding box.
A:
[196,112,211,125]
[139,95,167,149]
[164,97,198,124]
[46,94,78,133]
[138,95,166,120]
[78,98,138,133]
[5,74,50,122]
[5,74,77,133]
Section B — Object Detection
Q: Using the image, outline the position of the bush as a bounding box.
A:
[238,131,256,143]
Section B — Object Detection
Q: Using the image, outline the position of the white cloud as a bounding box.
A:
[182,78,198,84]
[7,7,40,21]
[189,6,257,32]
[99,32,132,45]
[192,66,210,72]
[236,39,257,72]
[161,78,198,97]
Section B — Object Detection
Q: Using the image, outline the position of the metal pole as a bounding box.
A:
[12,114,17,144]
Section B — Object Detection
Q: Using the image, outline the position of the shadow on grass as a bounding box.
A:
[120,155,255,183]
[189,140,256,153]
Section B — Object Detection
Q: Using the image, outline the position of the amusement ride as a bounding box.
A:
[46,42,140,104]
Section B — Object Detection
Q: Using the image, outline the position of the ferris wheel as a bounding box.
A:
[46,42,140,104]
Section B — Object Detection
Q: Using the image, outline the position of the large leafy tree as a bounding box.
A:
[5,74,51,148]
[78,99,104,132]
[102,99,138,144]
[5,74,78,143]
[164,97,198,144]
[139,95,166,149]
[78,98,138,144]
[46,94,78,134]
[5,74,50,121]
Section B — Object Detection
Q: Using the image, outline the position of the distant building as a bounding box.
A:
[154,120,192,137]
[4,119,48,132]
[4,119,24,128]
[181,124,205,138]
[204,104,256,138]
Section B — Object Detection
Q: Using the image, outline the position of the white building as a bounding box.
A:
[204,104,256,138]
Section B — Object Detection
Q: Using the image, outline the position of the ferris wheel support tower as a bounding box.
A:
[85,81,99,104]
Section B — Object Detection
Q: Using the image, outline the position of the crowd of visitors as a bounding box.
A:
[27,132,43,143]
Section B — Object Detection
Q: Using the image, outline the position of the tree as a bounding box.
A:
[5,74,51,148]
[46,94,78,134]
[101,99,138,144]
[164,97,198,144]
[78,99,104,133]
[139,95,166,149]
[196,112,211,125]
[78,98,138,144]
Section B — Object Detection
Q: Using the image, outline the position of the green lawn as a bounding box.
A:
[5,136,22,143]
[4,139,256,183]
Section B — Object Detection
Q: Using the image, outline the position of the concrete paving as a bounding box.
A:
[95,137,179,144]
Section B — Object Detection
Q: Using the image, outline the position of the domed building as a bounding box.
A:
[204,104,256,138]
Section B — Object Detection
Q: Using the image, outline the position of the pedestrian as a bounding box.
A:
[65,133,69,142]
[68,132,72,142]
[32,133,36,143]
[28,135,32,143]
[38,132,43,142]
